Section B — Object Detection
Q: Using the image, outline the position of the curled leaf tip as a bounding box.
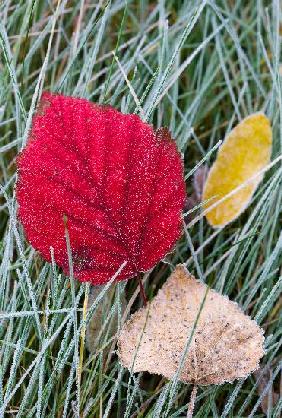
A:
[156,127,174,143]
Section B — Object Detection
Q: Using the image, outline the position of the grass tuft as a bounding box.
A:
[0,0,281,416]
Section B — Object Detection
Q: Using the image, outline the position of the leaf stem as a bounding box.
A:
[137,273,147,307]
[187,385,198,418]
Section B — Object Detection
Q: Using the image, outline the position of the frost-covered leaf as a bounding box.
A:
[16,93,186,285]
[203,113,272,227]
[254,368,280,414]
[118,265,264,385]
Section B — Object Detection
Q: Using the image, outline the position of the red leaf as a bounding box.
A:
[16,93,185,285]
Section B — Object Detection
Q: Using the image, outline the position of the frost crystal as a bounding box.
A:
[16,93,186,284]
[118,265,265,385]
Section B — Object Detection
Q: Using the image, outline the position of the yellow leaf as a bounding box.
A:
[203,113,272,227]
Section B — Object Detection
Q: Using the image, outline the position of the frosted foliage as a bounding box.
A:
[16,93,185,285]
[118,265,265,385]
[203,113,272,227]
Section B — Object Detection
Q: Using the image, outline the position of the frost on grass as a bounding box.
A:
[86,284,126,353]
[184,165,208,223]
[203,113,272,227]
[16,92,186,285]
[118,265,265,385]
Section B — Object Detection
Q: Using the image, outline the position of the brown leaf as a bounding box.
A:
[183,195,198,224]
[118,265,264,385]
[254,367,280,414]
[193,164,209,201]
